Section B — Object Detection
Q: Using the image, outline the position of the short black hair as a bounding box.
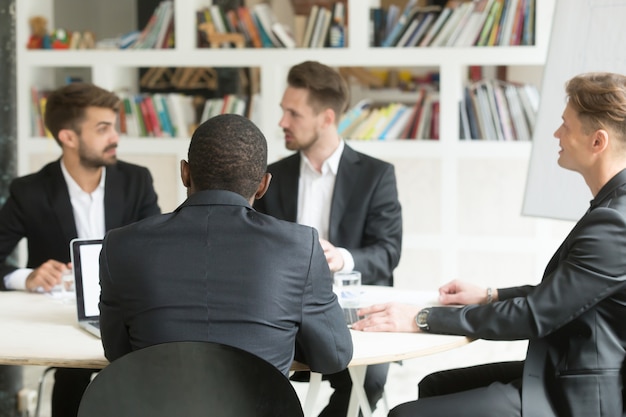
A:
[188,114,267,198]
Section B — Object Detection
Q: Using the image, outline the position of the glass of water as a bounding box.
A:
[333,271,362,308]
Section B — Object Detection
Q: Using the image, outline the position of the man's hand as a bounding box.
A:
[351,303,421,333]
[25,260,71,292]
[319,238,344,272]
[438,279,496,306]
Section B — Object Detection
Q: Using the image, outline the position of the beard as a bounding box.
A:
[78,141,118,168]
[284,129,319,153]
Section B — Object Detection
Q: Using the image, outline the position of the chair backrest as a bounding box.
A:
[77,341,304,417]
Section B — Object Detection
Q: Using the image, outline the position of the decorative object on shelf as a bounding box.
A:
[26,16,51,49]
[198,22,246,48]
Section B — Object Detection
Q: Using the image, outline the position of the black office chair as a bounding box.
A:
[77,341,303,417]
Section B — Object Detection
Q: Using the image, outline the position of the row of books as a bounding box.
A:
[117,92,261,139]
[338,89,440,141]
[460,79,539,141]
[197,2,346,49]
[371,0,535,48]
[118,92,195,138]
[125,0,174,49]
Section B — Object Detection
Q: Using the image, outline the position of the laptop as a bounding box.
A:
[70,238,103,338]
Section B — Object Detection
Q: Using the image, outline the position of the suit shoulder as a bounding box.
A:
[267,153,299,173]
[9,161,59,190]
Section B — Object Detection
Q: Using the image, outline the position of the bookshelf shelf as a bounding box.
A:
[16,0,565,290]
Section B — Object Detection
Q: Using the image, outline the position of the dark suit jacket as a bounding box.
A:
[99,190,353,376]
[254,145,402,286]
[426,169,626,417]
[0,159,160,290]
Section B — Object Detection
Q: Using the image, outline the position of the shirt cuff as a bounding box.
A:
[3,268,33,291]
[337,248,355,273]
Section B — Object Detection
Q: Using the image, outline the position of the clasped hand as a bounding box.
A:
[351,279,491,333]
[26,259,72,292]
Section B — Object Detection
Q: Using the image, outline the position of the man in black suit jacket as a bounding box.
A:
[353,72,626,417]
[0,82,160,417]
[254,61,402,416]
[99,114,353,378]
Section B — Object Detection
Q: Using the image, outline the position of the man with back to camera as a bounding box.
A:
[254,60,403,416]
[0,82,160,416]
[353,72,626,417]
[98,114,353,378]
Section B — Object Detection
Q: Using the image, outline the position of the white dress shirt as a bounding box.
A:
[297,140,354,273]
[3,162,106,290]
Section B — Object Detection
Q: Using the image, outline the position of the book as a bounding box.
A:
[492,81,515,140]
[237,7,262,48]
[444,1,475,47]
[381,0,418,47]
[477,0,502,46]
[498,0,520,45]
[302,5,319,48]
[338,99,373,135]
[404,9,439,47]
[504,83,531,141]
[383,5,401,41]
[310,6,331,48]
[522,0,536,45]
[430,1,467,47]
[167,93,194,138]
[383,105,413,140]
[509,0,527,46]
[272,22,297,48]
[378,104,408,139]
[419,5,453,47]
[252,3,282,47]
[487,0,506,45]
[454,0,494,47]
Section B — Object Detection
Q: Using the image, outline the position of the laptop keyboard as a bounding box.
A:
[88,320,100,329]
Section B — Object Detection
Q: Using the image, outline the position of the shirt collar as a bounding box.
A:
[60,159,106,196]
[300,139,345,175]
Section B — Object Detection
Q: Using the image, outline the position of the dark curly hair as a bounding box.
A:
[188,114,267,199]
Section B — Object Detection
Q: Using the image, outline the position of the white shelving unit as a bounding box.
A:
[16,0,572,291]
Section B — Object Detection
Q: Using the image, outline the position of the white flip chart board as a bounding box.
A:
[523,0,626,220]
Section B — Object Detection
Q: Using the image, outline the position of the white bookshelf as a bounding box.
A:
[16,0,573,291]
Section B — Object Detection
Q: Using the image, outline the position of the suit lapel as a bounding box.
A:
[47,160,78,241]
[329,146,359,241]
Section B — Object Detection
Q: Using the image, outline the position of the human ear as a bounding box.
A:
[254,173,272,200]
[180,159,191,188]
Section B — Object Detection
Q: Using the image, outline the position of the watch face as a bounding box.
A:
[417,309,429,327]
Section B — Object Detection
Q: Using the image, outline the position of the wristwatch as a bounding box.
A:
[415,308,430,331]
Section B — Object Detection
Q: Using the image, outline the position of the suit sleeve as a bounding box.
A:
[350,163,402,285]
[297,229,353,373]
[425,207,626,340]
[99,233,132,361]
[0,197,24,289]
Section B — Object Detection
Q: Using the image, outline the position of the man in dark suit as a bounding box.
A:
[254,61,402,416]
[99,114,353,378]
[353,72,626,417]
[0,82,160,417]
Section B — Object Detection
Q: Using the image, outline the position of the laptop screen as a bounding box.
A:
[71,239,103,320]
